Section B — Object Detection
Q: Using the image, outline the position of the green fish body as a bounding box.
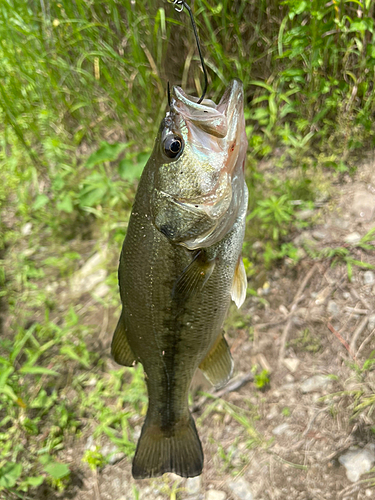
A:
[112,79,248,479]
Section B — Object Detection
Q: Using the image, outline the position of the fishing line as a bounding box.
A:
[168,0,208,104]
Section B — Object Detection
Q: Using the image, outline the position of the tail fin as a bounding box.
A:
[132,414,203,479]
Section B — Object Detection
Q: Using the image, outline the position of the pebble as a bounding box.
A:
[344,232,361,244]
[327,300,340,317]
[272,423,293,436]
[351,189,375,219]
[206,491,227,500]
[228,478,254,500]
[70,248,108,295]
[186,476,202,496]
[21,222,33,236]
[94,283,111,297]
[363,270,375,285]
[283,358,300,373]
[332,218,350,229]
[312,230,326,240]
[85,435,96,451]
[368,314,375,332]
[300,375,332,393]
[339,444,375,482]
[296,209,315,220]
[101,443,125,465]
[252,241,263,250]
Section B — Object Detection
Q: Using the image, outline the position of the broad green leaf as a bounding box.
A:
[32,194,49,210]
[86,142,129,168]
[19,476,44,489]
[43,462,70,480]
[0,462,22,488]
[57,194,74,213]
[118,159,143,181]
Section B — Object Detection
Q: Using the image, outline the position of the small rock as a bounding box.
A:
[228,478,254,500]
[327,300,340,317]
[296,247,306,259]
[296,307,308,318]
[272,423,293,436]
[252,241,263,250]
[339,444,375,482]
[300,375,332,393]
[101,443,125,465]
[312,230,326,240]
[285,374,295,383]
[206,491,227,500]
[296,209,315,220]
[85,435,96,451]
[186,476,202,496]
[332,218,350,229]
[283,358,300,373]
[21,222,32,236]
[351,189,375,219]
[71,248,108,296]
[344,232,361,244]
[368,314,375,332]
[363,271,375,285]
[94,283,111,298]
[343,292,351,300]
[292,316,304,326]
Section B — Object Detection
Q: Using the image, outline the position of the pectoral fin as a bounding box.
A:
[173,250,215,301]
[231,256,247,308]
[111,313,136,367]
[199,333,233,389]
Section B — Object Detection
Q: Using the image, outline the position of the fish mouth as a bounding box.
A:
[172,79,244,143]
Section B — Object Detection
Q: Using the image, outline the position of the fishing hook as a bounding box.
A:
[168,0,208,104]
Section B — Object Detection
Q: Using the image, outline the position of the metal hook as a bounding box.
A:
[168,0,208,104]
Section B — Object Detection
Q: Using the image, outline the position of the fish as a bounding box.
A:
[111,78,248,479]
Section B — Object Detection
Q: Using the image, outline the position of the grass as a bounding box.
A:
[1,0,375,497]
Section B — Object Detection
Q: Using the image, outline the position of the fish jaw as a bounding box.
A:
[151,79,248,248]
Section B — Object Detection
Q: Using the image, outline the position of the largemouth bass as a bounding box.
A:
[111,79,248,479]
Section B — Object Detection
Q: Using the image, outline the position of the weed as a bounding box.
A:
[290,328,322,353]
[254,369,271,390]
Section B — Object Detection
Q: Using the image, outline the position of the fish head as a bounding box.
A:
[150,79,248,249]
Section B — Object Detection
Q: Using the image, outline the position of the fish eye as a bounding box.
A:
[163,134,184,159]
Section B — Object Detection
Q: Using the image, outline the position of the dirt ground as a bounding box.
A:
[34,158,375,500]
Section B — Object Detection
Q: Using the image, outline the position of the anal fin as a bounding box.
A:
[199,333,233,389]
[111,312,136,367]
[231,256,247,308]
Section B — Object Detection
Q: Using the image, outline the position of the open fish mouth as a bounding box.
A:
[170,79,246,168]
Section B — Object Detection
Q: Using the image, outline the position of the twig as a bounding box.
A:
[356,328,375,358]
[302,407,327,437]
[351,288,372,310]
[191,371,254,412]
[278,263,319,365]
[349,315,370,353]
[327,322,357,361]
[344,306,369,315]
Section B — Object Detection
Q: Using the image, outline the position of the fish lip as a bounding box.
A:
[170,79,244,140]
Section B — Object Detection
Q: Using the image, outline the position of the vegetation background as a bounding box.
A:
[1,0,375,497]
